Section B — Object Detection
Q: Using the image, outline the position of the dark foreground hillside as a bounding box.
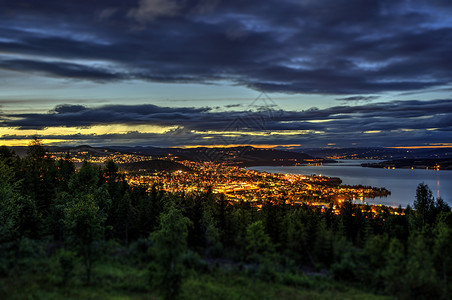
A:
[2,262,389,300]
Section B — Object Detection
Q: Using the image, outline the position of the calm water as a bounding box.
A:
[250,160,452,207]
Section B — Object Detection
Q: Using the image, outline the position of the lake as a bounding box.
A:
[249,160,452,207]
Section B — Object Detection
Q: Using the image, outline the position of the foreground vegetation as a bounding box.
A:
[1,139,451,299]
[2,256,390,300]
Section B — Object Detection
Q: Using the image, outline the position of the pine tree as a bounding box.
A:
[383,238,407,297]
[404,232,440,299]
[245,220,275,283]
[433,213,452,298]
[413,183,435,227]
[64,194,105,285]
[149,204,191,300]
[0,160,21,273]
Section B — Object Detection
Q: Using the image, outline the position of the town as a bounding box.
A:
[51,148,394,215]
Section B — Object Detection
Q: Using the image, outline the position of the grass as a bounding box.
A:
[182,272,390,300]
[0,258,391,300]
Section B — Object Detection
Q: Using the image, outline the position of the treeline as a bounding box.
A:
[1,140,452,299]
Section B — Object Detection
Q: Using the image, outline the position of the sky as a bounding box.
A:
[1,0,452,148]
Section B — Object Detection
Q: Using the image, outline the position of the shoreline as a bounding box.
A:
[247,163,452,208]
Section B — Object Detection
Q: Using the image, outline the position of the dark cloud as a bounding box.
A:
[1,123,450,148]
[2,104,211,129]
[0,59,125,81]
[1,99,452,147]
[52,105,87,114]
[0,0,451,94]
[336,96,380,103]
[224,104,242,108]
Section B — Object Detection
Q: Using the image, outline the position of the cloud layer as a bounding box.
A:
[1,1,452,147]
[1,0,452,94]
[2,99,451,147]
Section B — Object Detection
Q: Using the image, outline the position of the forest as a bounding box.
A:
[1,139,452,299]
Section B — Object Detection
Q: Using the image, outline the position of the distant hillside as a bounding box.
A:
[9,144,452,162]
[9,146,28,157]
[108,145,327,165]
[50,145,119,156]
[108,145,168,156]
[167,146,326,166]
[362,158,452,170]
[7,145,123,158]
[302,147,452,160]
[119,160,190,173]
[8,144,328,166]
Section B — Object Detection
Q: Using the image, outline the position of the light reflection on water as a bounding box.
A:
[250,160,452,207]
